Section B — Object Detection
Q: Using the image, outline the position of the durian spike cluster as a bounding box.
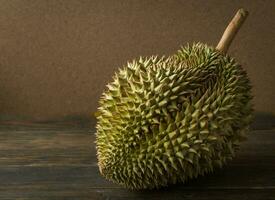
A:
[95,9,253,189]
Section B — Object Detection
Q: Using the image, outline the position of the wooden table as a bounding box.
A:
[0,117,274,199]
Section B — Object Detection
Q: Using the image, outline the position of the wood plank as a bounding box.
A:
[0,161,274,189]
[0,129,96,166]
[0,126,274,167]
[0,121,274,199]
[0,187,274,200]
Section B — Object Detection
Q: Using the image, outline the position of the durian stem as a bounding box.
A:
[216,8,249,54]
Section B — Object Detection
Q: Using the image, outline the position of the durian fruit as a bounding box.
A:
[95,9,253,189]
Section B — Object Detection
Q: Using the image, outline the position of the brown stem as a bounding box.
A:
[216,8,249,54]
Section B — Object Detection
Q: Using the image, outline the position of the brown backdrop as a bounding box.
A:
[0,0,274,120]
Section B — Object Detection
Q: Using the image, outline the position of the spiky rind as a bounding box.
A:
[96,43,253,189]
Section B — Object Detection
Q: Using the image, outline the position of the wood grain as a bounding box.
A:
[0,119,274,199]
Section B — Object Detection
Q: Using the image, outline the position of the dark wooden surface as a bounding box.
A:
[0,118,274,200]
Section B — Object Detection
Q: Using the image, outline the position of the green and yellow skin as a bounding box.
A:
[95,43,252,189]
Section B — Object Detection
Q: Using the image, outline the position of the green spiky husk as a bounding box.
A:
[96,43,253,189]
